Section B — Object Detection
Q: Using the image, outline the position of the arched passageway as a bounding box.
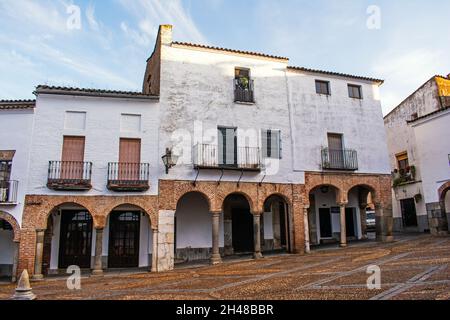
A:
[262,195,292,253]
[174,192,218,263]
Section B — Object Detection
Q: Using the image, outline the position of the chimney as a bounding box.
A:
[159,24,173,46]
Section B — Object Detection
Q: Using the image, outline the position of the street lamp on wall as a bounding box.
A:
[162,148,178,174]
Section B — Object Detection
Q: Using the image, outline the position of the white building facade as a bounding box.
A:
[384,75,450,235]
[0,25,394,282]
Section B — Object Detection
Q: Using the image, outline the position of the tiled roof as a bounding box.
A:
[172,41,289,61]
[35,85,159,99]
[0,100,36,110]
[406,106,450,124]
[287,66,384,84]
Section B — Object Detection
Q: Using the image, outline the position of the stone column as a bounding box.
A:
[303,206,311,253]
[360,205,368,240]
[156,210,175,272]
[339,203,348,248]
[211,212,222,265]
[151,229,159,272]
[92,228,104,276]
[375,202,394,242]
[272,202,282,250]
[12,241,19,283]
[253,212,263,259]
[223,219,233,256]
[32,229,45,281]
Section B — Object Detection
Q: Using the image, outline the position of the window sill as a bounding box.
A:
[234,101,256,105]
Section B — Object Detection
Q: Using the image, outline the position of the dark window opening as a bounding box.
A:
[316,80,331,95]
[348,84,363,99]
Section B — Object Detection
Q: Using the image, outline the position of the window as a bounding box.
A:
[396,152,409,173]
[234,68,254,103]
[218,127,237,166]
[348,84,363,99]
[0,160,12,182]
[262,129,282,159]
[315,80,331,95]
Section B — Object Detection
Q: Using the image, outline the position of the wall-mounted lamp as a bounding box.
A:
[320,186,329,194]
[162,148,178,174]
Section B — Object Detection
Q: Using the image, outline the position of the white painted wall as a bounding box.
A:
[28,94,160,196]
[176,192,224,249]
[411,110,450,203]
[0,109,34,227]
[312,188,361,241]
[288,71,390,174]
[159,45,304,184]
[263,211,274,240]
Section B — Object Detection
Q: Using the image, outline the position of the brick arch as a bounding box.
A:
[220,191,256,214]
[0,211,20,242]
[345,183,379,204]
[262,193,292,210]
[175,190,212,213]
[438,181,450,202]
[306,183,343,205]
[97,198,158,230]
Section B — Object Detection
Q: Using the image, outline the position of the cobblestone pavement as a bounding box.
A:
[1,234,449,300]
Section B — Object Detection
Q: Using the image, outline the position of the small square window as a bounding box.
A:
[348,84,363,99]
[315,80,331,95]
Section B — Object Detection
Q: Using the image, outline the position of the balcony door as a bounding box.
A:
[218,127,237,168]
[327,133,344,169]
[61,136,85,180]
[119,138,141,181]
[108,211,140,268]
[0,160,12,203]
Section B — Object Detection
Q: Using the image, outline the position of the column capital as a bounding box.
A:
[211,211,222,216]
[35,229,46,233]
[252,211,263,216]
[338,201,348,207]
[95,227,104,231]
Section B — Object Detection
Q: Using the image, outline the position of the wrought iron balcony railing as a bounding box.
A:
[193,144,261,171]
[107,162,150,192]
[321,148,358,171]
[0,180,18,204]
[234,78,255,103]
[47,161,92,190]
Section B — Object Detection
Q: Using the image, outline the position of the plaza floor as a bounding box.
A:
[1,234,449,300]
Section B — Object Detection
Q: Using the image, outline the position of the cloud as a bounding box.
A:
[116,0,206,44]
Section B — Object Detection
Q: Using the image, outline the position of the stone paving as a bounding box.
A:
[1,234,449,300]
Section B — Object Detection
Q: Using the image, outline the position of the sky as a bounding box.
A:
[0,0,449,115]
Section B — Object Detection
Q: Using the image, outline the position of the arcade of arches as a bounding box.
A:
[8,173,394,280]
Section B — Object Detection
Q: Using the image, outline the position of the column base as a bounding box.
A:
[340,243,347,248]
[31,274,44,281]
[253,252,263,260]
[91,269,104,277]
[210,254,223,265]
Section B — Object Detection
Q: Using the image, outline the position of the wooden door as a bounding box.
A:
[58,210,93,269]
[232,208,254,253]
[218,128,237,167]
[108,211,140,268]
[327,133,344,168]
[61,136,85,180]
[319,208,332,238]
[119,138,141,181]
[345,208,356,237]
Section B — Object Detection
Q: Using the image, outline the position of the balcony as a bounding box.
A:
[107,162,150,192]
[234,78,255,103]
[321,148,358,171]
[193,144,261,171]
[0,181,18,205]
[393,166,416,188]
[47,161,92,191]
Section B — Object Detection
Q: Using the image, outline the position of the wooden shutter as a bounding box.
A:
[119,138,141,181]
[62,136,85,162]
[61,136,85,180]
[328,134,343,151]
[261,130,268,158]
[262,130,282,159]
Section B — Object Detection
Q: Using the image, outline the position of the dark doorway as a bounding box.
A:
[59,210,93,269]
[345,208,356,237]
[232,208,254,253]
[108,211,140,268]
[401,199,418,227]
[319,208,332,238]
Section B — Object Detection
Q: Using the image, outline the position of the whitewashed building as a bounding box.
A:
[384,75,450,235]
[0,25,394,281]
